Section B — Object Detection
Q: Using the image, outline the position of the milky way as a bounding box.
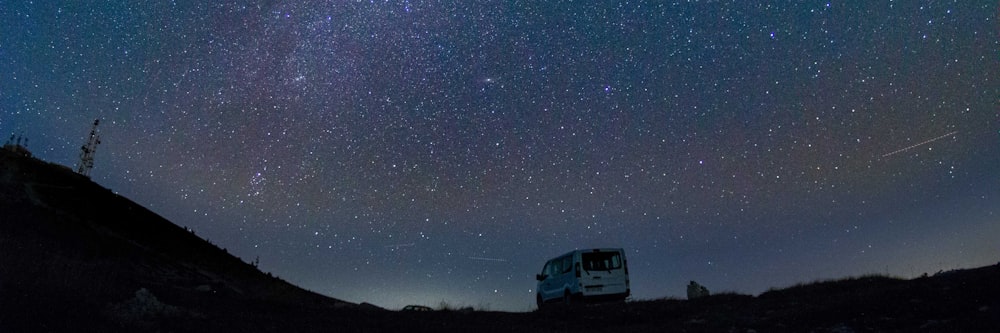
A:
[2,1,998,311]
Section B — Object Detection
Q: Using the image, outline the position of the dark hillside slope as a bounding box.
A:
[0,149,362,331]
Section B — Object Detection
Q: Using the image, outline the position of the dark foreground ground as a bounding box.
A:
[4,263,999,332]
[2,148,999,332]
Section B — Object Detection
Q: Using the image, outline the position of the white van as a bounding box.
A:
[535,248,630,308]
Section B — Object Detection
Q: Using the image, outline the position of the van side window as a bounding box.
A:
[548,260,560,275]
[561,256,573,273]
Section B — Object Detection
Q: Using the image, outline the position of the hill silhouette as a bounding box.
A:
[1,147,998,332]
[0,148,374,331]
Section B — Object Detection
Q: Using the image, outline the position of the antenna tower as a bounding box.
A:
[77,119,102,177]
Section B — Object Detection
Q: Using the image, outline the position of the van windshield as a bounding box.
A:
[582,252,622,271]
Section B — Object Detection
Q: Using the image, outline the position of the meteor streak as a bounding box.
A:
[467,256,508,262]
[385,243,415,250]
[881,131,958,158]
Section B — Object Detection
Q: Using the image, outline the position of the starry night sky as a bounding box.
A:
[2,1,998,311]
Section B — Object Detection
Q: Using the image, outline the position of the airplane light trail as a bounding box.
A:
[880,131,958,158]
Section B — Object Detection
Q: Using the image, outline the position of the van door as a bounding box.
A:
[554,255,574,297]
[538,255,574,302]
[579,251,627,296]
[538,261,554,301]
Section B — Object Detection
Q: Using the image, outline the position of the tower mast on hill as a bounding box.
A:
[77,119,101,177]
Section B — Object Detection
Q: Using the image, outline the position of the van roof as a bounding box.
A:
[554,248,625,258]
